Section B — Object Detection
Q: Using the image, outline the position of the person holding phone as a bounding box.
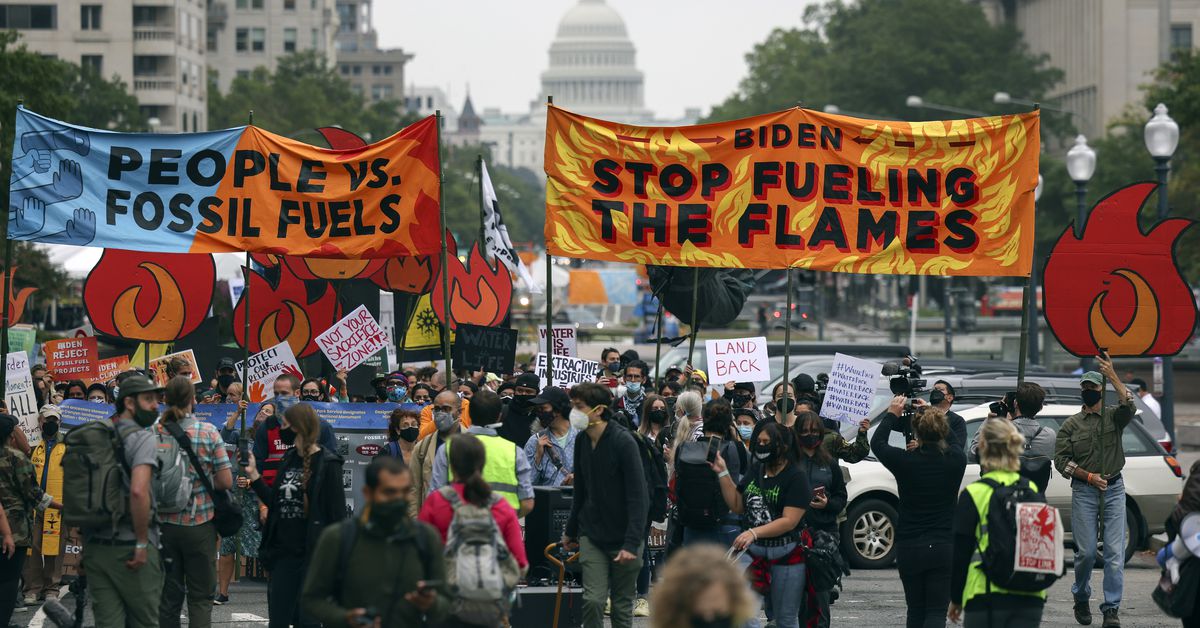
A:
[795,411,848,628]
[675,400,744,547]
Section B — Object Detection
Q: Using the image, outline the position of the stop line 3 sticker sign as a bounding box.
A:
[705,336,770,385]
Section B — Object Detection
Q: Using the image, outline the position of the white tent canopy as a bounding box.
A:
[41,244,246,281]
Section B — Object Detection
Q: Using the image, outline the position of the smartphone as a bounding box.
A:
[812,486,827,501]
[705,437,722,464]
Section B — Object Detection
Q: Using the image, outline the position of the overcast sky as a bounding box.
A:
[375,0,820,119]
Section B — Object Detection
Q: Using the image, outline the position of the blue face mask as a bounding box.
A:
[388,386,407,402]
[273,394,298,415]
[737,425,754,439]
[626,381,642,396]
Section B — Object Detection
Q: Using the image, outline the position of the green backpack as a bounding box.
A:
[62,420,138,531]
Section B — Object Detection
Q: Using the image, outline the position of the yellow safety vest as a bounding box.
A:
[30,440,65,556]
[962,469,1047,607]
[446,434,521,510]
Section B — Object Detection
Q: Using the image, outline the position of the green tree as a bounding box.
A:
[440,143,545,250]
[708,0,1064,133]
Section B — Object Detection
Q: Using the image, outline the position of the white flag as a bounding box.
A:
[481,160,540,293]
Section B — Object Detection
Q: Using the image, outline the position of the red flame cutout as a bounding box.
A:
[1043,182,1196,357]
[83,250,214,342]
[232,263,342,357]
[431,236,513,330]
[2,267,36,328]
[370,255,441,294]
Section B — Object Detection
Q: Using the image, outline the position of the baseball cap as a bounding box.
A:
[691,370,708,384]
[530,386,570,410]
[1080,371,1104,387]
[485,372,503,385]
[515,373,541,391]
[218,357,236,371]
[39,405,62,419]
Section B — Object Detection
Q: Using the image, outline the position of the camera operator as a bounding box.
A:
[871,396,967,628]
[929,380,967,451]
[969,383,1055,492]
[1054,353,1135,628]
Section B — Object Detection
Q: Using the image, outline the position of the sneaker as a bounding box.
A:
[604,598,610,616]
[1074,601,1092,626]
[633,598,650,617]
[213,594,229,605]
[1101,608,1120,628]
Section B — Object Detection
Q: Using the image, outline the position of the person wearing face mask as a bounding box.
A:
[371,371,408,404]
[929,380,967,451]
[523,387,578,487]
[495,373,541,447]
[711,420,810,628]
[0,413,61,625]
[385,405,422,463]
[243,403,346,628]
[211,358,238,398]
[649,544,754,628]
[408,390,467,517]
[21,405,67,606]
[1054,354,1135,628]
[253,374,337,487]
[409,383,435,407]
[637,394,670,445]
[675,400,744,549]
[596,348,623,387]
[299,378,330,403]
[615,360,650,427]
[416,374,474,441]
[302,456,449,626]
[794,412,848,628]
[734,408,758,448]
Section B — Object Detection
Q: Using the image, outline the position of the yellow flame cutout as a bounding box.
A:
[1089,269,1158,355]
[113,262,185,340]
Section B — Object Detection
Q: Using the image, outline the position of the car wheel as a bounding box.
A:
[842,498,898,569]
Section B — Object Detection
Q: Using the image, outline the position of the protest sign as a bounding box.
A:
[148,349,201,386]
[44,337,98,381]
[235,341,301,403]
[822,353,883,425]
[544,106,1039,276]
[6,352,40,443]
[454,324,518,374]
[87,356,131,386]
[538,324,577,357]
[8,107,441,258]
[534,353,602,389]
[316,305,388,372]
[705,336,770,385]
[7,324,36,359]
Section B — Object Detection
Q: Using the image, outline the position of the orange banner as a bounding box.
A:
[545,106,1039,275]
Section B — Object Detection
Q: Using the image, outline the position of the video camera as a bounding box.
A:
[989,391,1016,417]
[882,355,926,400]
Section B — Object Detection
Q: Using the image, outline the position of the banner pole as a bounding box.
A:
[1,101,18,385]
[143,342,149,371]
[544,96,554,386]
[783,267,793,405]
[653,300,664,391]
[1017,275,1031,385]
[241,109,253,437]
[686,267,700,371]
[395,292,410,370]
[436,110,452,379]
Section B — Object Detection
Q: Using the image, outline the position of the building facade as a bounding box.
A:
[5,0,207,132]
[206,0,338,94]
[335,0,411,106]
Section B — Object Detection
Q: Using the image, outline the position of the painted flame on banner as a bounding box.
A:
[83,250,214,342]
[431,236,512,330]
[232,262,342,358]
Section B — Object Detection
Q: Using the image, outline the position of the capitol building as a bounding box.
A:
[445,0,699,175]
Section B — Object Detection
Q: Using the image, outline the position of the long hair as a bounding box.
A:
[795,411,833,467]
[638,394,666,438]
[913,406,950,452]
[650,545,754,628]
[757,420,798,467]
[978,418,1024,473]
[161,376,194,423]
[285,403,321,514]
[449,433,491,507]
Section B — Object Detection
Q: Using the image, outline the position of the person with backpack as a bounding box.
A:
[430,391,535,517]
[154,376,233,628]
[419,433,526,627]
[971,383,1055,492]
[675,399,743,547]
[242,402,346,628]
[303,455,449,627]
[0,413,60,625]
[1054,355,1135,628]
[66,374,163,628]
[22,404,67,606]
[796,411,848,628]
[563,382,650,628]
[871,397,967,628]
[949,418,1050,628]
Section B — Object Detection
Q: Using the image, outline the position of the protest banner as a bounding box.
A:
[454,324,518,374]
[544,106,1039,276]
[6,352,39,443]
[705,336,770,385]
[822,353,883,424]
[7,324,36,359]
[316,305,389,372]
[7,107,441,258]
[235,340,302,403]
[534,353,602,389]
[538,324,577,357]
[44,336,98,381]
[148,349,201,386]
[87,355,131,386]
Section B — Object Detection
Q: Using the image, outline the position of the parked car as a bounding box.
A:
[839,402,1183,570]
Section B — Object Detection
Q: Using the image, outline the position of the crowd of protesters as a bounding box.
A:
[0,346,1178,628]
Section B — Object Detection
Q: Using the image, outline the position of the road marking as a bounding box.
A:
[231,613,269,625]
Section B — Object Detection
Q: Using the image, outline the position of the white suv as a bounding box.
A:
[839,403,1183,569]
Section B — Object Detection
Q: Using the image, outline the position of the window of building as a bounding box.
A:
[235,28,248,51]
[0,5,57,29]
[283,27,296,52]
[371,64,381,75]
[133,55,158,75]
[81,54,101,74]
[182,111,188,132]
[284,0,295,10]
[192,112,198,133]
[426,96,433,108]
[311,28,317,48]
[235,0,264,9]
[237,69,250,79]
[1171,23,1193,52]
[250,27,264,51]
[383,65,392,75]
[339,65,349,75]
[206,29,217,52]
[349,84,362,96]
[80,4,100,30]
[371,84,393,101]
[351,65,361,75]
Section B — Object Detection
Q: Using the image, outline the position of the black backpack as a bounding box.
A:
[674,438,727,528]
[632,429,669,525]
[976,478,1061,593]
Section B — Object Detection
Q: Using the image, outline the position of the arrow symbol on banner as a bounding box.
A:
[852,136,874,145]
[615,134,650,144]
[691,136,725,145]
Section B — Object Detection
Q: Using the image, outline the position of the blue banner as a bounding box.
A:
[59,398,396,431]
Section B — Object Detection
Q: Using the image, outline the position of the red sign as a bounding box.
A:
[45,337,99,381]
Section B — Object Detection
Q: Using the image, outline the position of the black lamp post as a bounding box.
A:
[1144,102,1180,444]
[1066,134,1097,372]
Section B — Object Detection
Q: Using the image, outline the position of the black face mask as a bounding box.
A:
[375,386,388,400]
[647,409,667,425]
[399,426,419,443]
[692,616,734,628]
[216,374,235,390]
[929,389,946,406]
[279,427,296,447]
[775,397,796,415]
[734,394,753,408]
[1081,389,1103,407]
[754,442,779,463]
[537,410,556,425]
[41,420,59,439]
[799,433,820,449]
[301,394,321,402]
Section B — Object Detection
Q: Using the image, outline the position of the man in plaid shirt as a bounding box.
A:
[155,378,233,628]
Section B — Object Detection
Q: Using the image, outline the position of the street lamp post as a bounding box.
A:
[905,95,987,118]
[1030,174,1043,365]
[1066,135,1096,372]
[1145,102,1180,444]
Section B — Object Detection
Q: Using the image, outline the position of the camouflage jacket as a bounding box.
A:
[0,446,48,547]
[824,428,870,463]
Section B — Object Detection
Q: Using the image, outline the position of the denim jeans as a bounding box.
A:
[745,542,806,628]
[1070,476,1125,612]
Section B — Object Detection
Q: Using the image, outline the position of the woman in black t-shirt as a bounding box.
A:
[713,421,810,628]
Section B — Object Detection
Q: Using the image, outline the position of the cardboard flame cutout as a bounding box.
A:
[2,267,35,328]
[370,255,441,294]
[232,263,342,358]
[431,237,513,330]
[83,250,214,341]
[1043,182,1196,357]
